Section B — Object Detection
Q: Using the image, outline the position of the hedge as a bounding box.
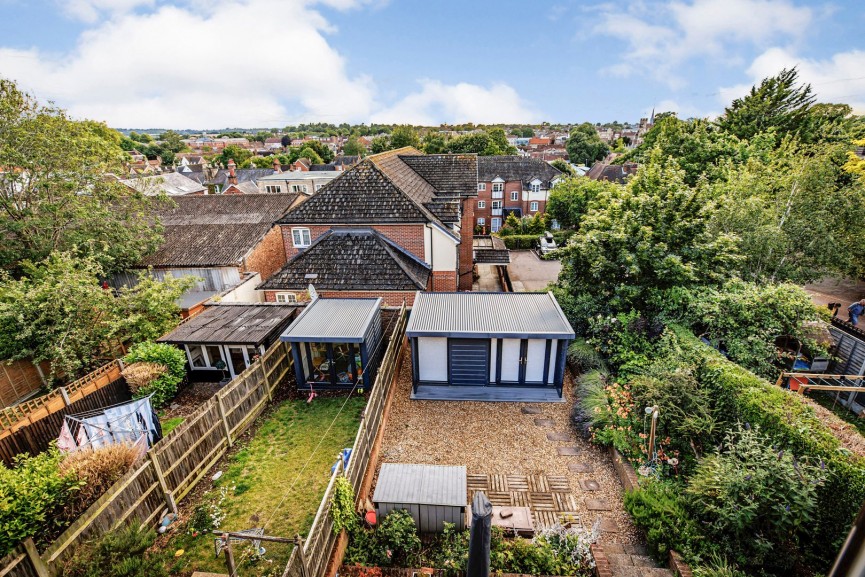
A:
[500,234,539,250]
[670,325,865,568]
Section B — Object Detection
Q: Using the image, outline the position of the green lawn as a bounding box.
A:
[161,416,185,435]
[165,396,366,576]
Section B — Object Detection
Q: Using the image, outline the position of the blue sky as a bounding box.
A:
[0,0,863,128]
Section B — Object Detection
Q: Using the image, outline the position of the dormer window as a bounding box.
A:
[492,183,504,193]
[292,227,311,248]
[531,183,541,193]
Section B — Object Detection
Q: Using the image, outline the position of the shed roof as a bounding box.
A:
[121,172,206,196]
[373,464,467,507]
[407,292,575,339]
[280,297,382,343]
[157,304,299,346]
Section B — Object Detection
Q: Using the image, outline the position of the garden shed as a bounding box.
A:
[406,292,574,401]
[280,297,384,390]
[373,463,467,532]
[157,303,299,380]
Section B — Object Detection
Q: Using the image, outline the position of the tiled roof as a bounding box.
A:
[158,304,298,346]
[142,194,298,267]
[277,148,474,230]
[586,162,638,183]
[277,160,428,224]
[478,156,563,188]
[258,228,430,291]
[399,154,478,196]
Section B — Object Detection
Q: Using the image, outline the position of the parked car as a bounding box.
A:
[539,232,557,255]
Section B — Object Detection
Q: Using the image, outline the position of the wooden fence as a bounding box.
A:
[0,363,129,465]
[282,301,408,577]
[0,339,294,577]
[0,359,49,410]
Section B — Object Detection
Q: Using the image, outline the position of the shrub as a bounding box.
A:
[499,234,538,250]
[121,362,167,395]
[123,342,186,408]
[346,510,421,567]
[587,311,663,377]
[566,338,606,374]
[331,476,358,535]
[62,522,167,577]
[59,444,140,521]
[624,479,704,564]
[0,448,83,556]
[686,423,824,573]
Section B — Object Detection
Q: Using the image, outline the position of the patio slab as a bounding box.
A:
[557,446,581,456]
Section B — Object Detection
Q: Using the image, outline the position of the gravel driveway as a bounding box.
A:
[376,349,640,544]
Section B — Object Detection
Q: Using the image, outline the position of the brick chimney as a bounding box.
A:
[227,159,238,185]
[272,157,282,174]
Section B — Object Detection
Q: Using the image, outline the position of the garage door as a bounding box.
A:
[448,339,489,386]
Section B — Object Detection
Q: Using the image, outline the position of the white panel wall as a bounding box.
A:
[429,226,458,271]
[489,339,498,381]
[418,337,448,382]
[500,339,521,382]
[525,339,547,382]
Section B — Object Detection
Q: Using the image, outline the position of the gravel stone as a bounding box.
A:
[376,350,641,544]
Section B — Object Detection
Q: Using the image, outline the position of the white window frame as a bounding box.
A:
[292,227,312,248]
[477,183,486,191]
[275,292,297,303]
[510,191,519,201]
[265,185,282,193]
[291,184,308,193]
[491,200,503,210]
[491,217,502,232]
[477,200,486,209]
[531,183,541,193]
[477,217,486,226]
[530,201,539,212]
[314,183,323,191]
[492,182,504,193]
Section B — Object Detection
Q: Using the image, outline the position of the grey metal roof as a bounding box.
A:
[279,297,382,343]
[406,292,575,339]
[373,464,467,507]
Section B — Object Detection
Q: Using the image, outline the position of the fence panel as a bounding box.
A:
[0,378,130,465]
[0,542,40,577]
[154,401,226,501]
[42,460,164,570]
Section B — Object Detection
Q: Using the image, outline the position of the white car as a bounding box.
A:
[539,232,557,255]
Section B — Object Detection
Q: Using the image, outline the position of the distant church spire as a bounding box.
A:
[650,108,655,125]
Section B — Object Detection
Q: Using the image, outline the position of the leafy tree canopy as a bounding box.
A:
[342,135,366,157]
[557,150,739,315]
[550,159,575,176]
[389,125,421,149]
[546,177,618,230]
[565,122,609,165]
[297,145,324,165]
[0,252,193,379]
[0,78,165,275]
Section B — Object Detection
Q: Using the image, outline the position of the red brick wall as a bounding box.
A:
[263,289,416,306]
[459,198,474,290]
[432,271,457,292]
[243,225,287,280]
[281,224,426,262]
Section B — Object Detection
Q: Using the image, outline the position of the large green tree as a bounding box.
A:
[0,253,193,379]
[565,123,609,165]
[389,125,420,149]
[717,68,816,143]
[557,150,739,316]
[0,79,165,275]
[342,135,366,157]
[709,140,865,283]
[546,177,618,230]
[217,144,252,168]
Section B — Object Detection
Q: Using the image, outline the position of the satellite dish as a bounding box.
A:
[308,284,318,301]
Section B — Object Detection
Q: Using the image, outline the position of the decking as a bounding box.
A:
[411,384,564,402]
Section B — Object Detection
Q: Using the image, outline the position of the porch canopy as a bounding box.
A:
[280,297,384,390]
[406,292,575,340]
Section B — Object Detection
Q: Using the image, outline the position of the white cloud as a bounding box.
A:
[592,0,813,87]
[370,80,540,126]
[1,0,380,128]
[58,0,155,23]
[1,0,539,128]
[719,47,865,113]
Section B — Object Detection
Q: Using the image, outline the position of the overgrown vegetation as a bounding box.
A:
[123,342,187,408]
[63,522,168,577]
[549,68,865,575]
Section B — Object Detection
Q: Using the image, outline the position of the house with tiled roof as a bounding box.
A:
[111,194,300,316]
[260,147,478,303]
[475,156,564,232]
